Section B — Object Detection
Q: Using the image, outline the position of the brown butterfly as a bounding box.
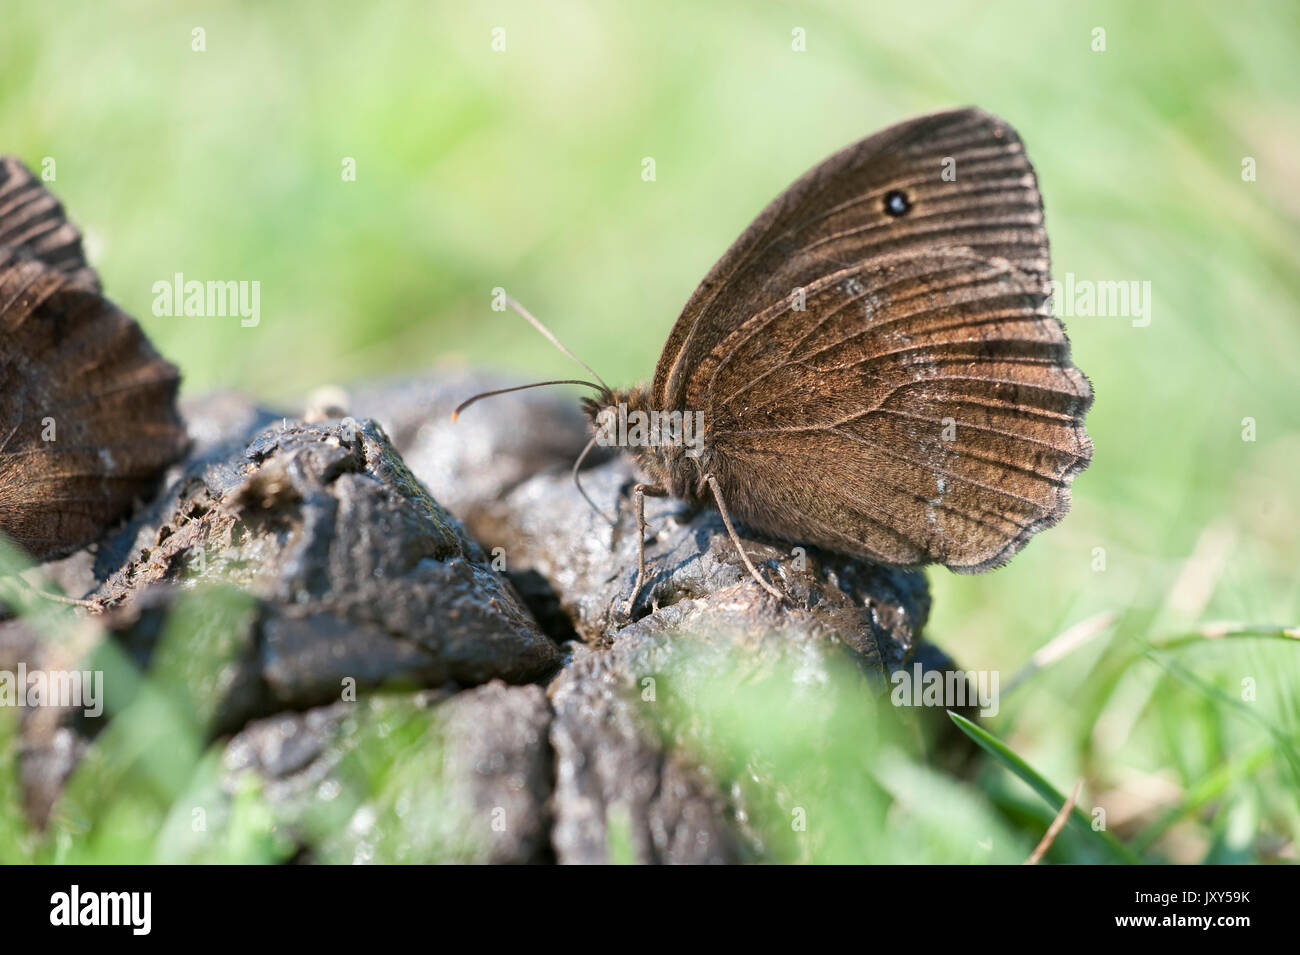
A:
[457,108,1093,613]
[0,157,188,562]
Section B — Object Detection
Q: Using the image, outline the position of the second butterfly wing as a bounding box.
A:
[0,157,188,561]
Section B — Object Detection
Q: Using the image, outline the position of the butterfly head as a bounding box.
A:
[583,384,707,500]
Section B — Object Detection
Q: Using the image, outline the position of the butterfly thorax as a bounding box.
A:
[582,384,707,501]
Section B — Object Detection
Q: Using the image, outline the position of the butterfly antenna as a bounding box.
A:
[572,431,615,525]
[451,379,604,421]
[505,296,610,392]
[453,295,616,523]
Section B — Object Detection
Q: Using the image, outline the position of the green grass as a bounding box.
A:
[1,0,1297,862]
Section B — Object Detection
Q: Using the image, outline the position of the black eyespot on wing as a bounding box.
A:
[883,189,911,217]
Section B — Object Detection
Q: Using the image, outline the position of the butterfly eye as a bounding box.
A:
[883,189,911,217]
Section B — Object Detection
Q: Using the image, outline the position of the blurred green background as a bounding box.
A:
[2,0,1297,862]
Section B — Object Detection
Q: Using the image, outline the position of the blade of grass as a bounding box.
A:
[1131,741,1274,854]
[0,711,34,864]
[1004,611,1118,695]
[1025,779,1083,864]
[1141,650,1300,778]
[948,711,1142,864]
[1148,623,1300,652]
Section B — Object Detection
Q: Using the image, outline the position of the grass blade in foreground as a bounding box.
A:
[948,711,1142,864]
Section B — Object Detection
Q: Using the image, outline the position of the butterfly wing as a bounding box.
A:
[656,108,1092,571]
[0,156,100,290]
[0,158,187,561]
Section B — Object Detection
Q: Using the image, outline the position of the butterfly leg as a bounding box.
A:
[704,474,784,602]
[623,482,668,616]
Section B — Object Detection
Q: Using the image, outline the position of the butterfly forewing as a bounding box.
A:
[655,108,1092,571]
